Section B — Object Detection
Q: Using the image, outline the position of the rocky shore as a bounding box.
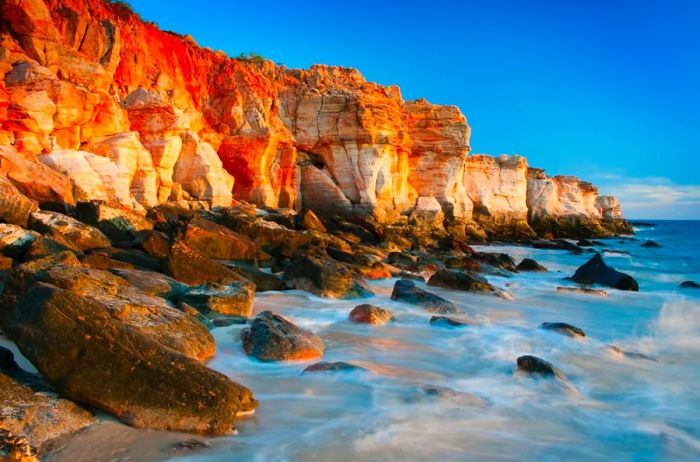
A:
[0,0,643,459]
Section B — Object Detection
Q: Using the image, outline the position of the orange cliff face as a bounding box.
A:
[0,0,628,237]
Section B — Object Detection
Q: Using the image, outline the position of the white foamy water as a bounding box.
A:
[45,222,700,461]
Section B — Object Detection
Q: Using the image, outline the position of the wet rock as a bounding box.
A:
[224,263,285,292]
[183,216,257,260]
[516,355,565,379]
[571,253,639,291]
[134,230,171,258]
[3,255,214,361]
[577,239,594,247]
[302,361,365,373]
[444,256,481,272]
[164,241,245,285]
[172,439,211,452]
[680,280,700,289]
[110,268,188,299]
[28,211,110,251]
[419,385,487,407]
[429,316,473,327]
[532,239,582,253]
[75,202,153,242]
[348,304,394,325]
[0,371,96,455]
[241,311,325,361]
[110,248,163,271]
[0,345,50,392]
[428,269,498,295]
[22,236,72,261]
[283,254,373,298]
[602,249,630,255]
[540,322,586,338]
[606,345,659,362]
[640,240,661,248]
[472,252,517,272]
[2,283,256,434]
[557,286,608,296]
[179,282,255,317]
[391,279,457,314]
[0,177,38,226]
[515,258,547,272]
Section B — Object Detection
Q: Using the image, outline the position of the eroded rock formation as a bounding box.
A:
[0,0,629,239]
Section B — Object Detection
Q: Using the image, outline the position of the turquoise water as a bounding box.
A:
[45,221,700,461]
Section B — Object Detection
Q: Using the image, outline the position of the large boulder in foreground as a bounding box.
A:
[391,279,457,314]
[28,210,110,251]
[0,371,95,455]
[571,253,639,291]
[283,255,373,298]
[3,283,257,434]
[241,311,325,361]
[4,253,215,361]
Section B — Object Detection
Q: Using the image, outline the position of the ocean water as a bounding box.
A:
[46,221,700,461]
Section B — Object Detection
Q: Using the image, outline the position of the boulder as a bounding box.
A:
[302,361,365,373]
[0,177,38,226]
[680,280,700,289]
[0,372,96,455]
[75,202,153,242]
[428,269,498,295]
[571,253,639,291]
[3,255,214,361]
[348,304,394,325]
[516,258,547,272]
[240,311,325,361]
[3,283,256,434]
[390,279,457,314]
[179,282,255,317]
[472,252,517,272]
[640,240,661,248]
[532,239,583,253]
[429,316,473,327]
[226,263,285,292]
[516,355,565,379]
[28,211,110,251]
[283,255,373,298]
[164,241,245,286]
[183,216,257,260]
[299,210,327,232]
[79,253,134,270]
[540,322,586,338]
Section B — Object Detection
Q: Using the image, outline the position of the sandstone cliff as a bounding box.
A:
[0,0,630,238]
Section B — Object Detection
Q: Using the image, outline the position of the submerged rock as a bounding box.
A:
[606,345,659,362]
[391,279,457,314]
[3,283,257,434]
[557,286,608,296]
[516,355,565,379]
[241,311,325,361]
[516,258,547,272]
[532,239,583,253]
[348,304,394,325]
[429,316,473,328]
[540,322,586,338]
[680,280,700,289]
[283,255,373,298]
[472,252,517,272]
[419,385,488,407]
[640,240,661,248]
[571,253,639,291]
[302,361,365,373]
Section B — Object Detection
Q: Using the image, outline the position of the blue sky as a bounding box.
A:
[127,0,700,219]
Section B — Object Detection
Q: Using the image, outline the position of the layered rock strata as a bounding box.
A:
[0,0,629,239]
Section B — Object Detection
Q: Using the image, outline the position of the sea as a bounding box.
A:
[41,220,700,461]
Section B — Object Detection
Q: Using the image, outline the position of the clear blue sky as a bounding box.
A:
[127,0,700,219]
